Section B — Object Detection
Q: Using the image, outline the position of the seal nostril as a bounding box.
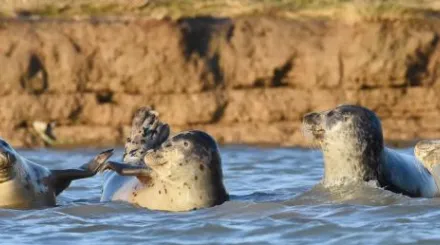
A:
[304,112,320,125]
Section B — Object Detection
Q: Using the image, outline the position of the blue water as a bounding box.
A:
[2,146,440,245]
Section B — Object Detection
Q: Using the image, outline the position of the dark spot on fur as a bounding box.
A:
[194,176,198,180]
[179,192,181,196]
[127,137,132,143]
[183,182,191,189]
[141,139,146,144]
[133,192,137,197]
[199,164,204,171]
[179,163,183,166]
[164,188,168,194]
[129,149,137,155]
[199,195,202,200]
[159,190,162,194]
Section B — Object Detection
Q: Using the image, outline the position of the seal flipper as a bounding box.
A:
[123,107,170,164]
[100,161,151,176]
[97,160,152,184]
[50,149,114,195]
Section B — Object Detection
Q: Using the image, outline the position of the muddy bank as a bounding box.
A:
[1,16,440,147]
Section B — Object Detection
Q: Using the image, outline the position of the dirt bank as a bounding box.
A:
[1,16,440,147]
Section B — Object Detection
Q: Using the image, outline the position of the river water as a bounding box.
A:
[2,146,440,245]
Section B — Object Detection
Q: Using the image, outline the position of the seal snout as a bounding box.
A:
[303,112,325,133]
[0,151,16,183]
[0,151,15,169]
[303,112,321,126]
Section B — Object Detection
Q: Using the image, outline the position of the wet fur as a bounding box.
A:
[0,140,113,209]
[0,146,55,208]
[303,104,439,198]
[102,131,229,211]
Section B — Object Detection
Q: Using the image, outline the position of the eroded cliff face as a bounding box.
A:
[1,16,440,147]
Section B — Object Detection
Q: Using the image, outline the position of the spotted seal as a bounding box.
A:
[0,139,113,209]
[415,140,440,189]
[99,107,229,211]
[303,104,439,198]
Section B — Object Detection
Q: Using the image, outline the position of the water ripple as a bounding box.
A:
[0,146,439,244]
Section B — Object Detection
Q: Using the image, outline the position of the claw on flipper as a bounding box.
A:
[88,149,114,173]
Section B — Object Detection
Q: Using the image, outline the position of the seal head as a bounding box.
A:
[415,140,440,172]
[143,130,228,209]
[303,104,383,185]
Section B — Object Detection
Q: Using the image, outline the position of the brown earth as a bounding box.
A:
[1,16,440,148]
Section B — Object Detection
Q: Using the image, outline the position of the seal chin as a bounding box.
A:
[144,149,167,167]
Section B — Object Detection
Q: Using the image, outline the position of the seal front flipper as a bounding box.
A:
[50,149,114,195]
[98,160,152,184]
[100,161,152,176]
[123,107,170,163]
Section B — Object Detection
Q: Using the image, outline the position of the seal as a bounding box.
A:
[0,139,113,209]
[415,140,440,188]
[99,107,229,211]
[303,104,439,198]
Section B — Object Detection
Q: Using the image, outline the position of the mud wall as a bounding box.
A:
[1,17,440,147]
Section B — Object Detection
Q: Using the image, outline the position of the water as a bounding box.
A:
[2,146,440,245]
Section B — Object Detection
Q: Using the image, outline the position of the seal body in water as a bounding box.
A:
[99,107,229,211]
[303,104,439,198]
[0,139,113,209]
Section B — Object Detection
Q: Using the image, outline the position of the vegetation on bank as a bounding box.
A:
[1,0,440,20]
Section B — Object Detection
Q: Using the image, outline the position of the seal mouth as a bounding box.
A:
[144,148,167,167]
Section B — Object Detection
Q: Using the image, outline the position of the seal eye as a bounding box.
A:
[184,141,189,147]
[327,111,335,117]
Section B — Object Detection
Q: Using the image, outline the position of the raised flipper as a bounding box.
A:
[123,107,170,164]
[51,149,114,195]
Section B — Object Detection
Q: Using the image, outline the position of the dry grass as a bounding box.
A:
[1,0,440,20]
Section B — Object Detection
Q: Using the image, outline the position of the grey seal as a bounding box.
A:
[99,107,229,211]
[0,139,113,209]
[303,104,439,198]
